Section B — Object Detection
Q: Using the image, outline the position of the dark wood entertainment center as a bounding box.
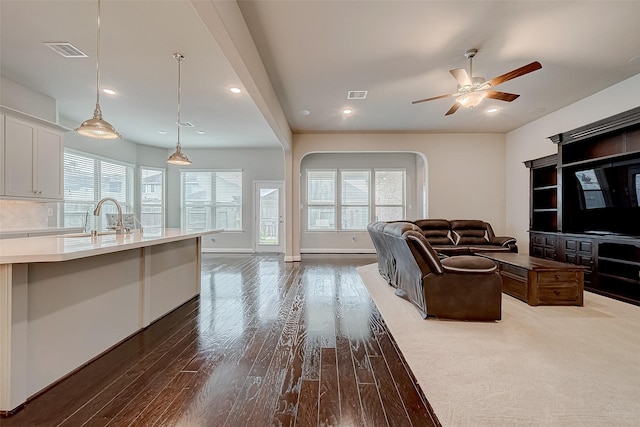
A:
[526,106,640,306]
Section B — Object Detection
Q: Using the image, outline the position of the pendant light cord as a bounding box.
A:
[95,0,102,112]
[176,53,184,149]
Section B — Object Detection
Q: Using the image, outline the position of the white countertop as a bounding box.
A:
[0,227,84,237]
[0,228,221,264]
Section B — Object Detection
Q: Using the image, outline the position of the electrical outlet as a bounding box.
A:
[47,208,54,217]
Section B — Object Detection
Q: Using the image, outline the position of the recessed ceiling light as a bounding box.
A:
[343,109,353,115]
[158,130,167,134]
[230,87,242,94]
[297,109,311,116]
[102,88,116,95]
[196,130,205,134]
[487,107,499,113]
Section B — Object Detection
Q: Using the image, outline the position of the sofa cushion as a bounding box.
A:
[450,220,490,245]
[441,255,497,273]
[414,219,454,245]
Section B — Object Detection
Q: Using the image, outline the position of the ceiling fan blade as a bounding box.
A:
[487,61,542,87]
[412,93,456,104]
[445,103,460,116]
[486,90,520,102]
[450,68,472,87]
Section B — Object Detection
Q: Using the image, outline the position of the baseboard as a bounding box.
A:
[284,255,302,262]
[201,248,253,254]
[300,248,376,254]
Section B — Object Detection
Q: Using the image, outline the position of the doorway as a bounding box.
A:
[254,181,284,253]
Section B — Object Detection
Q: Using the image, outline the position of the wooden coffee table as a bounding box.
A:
[477,253,584,306]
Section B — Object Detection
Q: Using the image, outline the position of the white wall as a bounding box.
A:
[505,72,640,253]
[166,147,285,252]
[290,133,506,258]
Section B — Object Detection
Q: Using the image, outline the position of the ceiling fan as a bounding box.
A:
[412,49,542,115]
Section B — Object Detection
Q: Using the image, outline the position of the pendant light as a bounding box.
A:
[75,0,120,139]
[167,53,192,165]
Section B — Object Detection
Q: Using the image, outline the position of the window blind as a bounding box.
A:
[140,167,165,229]
[181,170,242,231]
[63,150,134,231]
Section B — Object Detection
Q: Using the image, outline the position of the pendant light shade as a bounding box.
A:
[166,145,192,165]
[75,0,120,140]
[167,53,192,165]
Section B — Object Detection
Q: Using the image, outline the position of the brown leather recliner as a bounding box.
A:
[367,221,502,321]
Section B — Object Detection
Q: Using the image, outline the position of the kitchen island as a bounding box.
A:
[0,228,219,414]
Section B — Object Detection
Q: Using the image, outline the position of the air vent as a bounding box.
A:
[178,122,194,127]
[347,90,368,100]
[43,42,87,58]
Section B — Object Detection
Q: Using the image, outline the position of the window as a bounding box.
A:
[306,168,406,230]
[341,170,370,230]
[140,167,165,229]
[181,170,242,231]
[63,150,134,231]
[374,169,406,221]
[307,170,336,230]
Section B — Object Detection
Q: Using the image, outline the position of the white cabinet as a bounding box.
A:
[0,114,4,193]
[3,115,63,200]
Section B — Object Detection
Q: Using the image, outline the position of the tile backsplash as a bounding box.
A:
[0,200,54,230]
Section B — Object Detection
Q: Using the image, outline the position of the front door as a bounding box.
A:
[254,181,284,253]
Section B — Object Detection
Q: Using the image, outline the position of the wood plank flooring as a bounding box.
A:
[1,254,440,427]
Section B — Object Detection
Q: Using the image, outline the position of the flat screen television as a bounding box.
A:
[570,158,640,236]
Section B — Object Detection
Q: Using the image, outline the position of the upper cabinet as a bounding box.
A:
[0,114,4,194]
[3,114,64,201]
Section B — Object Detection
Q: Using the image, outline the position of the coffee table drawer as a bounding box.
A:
[537,271,580,283]
[536,284,582,305]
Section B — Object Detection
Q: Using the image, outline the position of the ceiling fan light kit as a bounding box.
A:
[75,0,121,140]
[412,48,542,115]
[456,90,488,108]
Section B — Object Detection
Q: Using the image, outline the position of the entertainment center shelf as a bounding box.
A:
[526,106,640,306]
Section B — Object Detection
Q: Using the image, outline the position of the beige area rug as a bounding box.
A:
[357,263,640,427]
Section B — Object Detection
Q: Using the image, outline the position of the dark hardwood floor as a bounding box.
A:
[1,254,440,427]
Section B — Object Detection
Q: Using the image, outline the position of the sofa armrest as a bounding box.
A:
[491,236,517,247]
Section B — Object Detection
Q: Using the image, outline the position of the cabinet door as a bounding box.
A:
[4,116,37,198]
[36,127,63,199]
[0,114,4,194]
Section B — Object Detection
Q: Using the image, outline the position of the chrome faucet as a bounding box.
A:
[93,197,124,235]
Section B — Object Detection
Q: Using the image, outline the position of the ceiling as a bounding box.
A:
[2,1,640,150]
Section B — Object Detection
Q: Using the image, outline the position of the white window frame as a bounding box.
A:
[305,167,407,230]
[373,168,406,221]
[62,149,135,231]
[340,169,371,231]
[306,169,337,230]
[180,169,243,231]
[140,166,166,229]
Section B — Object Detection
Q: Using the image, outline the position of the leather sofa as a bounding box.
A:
[367,221,502,321]
[414,219,517,256]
